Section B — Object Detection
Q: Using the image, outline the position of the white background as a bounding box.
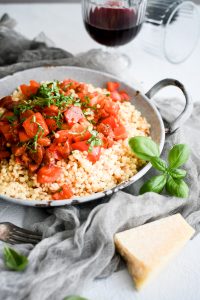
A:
[0,3,200,300]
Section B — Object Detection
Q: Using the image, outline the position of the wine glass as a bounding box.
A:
[82,0,147,74]
[140,0,200,64]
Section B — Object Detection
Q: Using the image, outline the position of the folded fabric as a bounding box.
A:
[0,14,136,79]
[0,14,200,300]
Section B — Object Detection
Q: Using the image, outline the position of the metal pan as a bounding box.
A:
[0,66,193,207]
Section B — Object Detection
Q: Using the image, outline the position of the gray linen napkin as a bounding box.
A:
[0,14,200,300]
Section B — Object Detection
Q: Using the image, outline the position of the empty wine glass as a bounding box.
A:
[139,0,200,63]
[82,0,147,74]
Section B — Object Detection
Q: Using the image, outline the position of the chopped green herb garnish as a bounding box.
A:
[13,80,87,118]
[53,111,63,129]
[87,129,102,152]
[82,96,97,110]
[84,96,90,104]
[83,110,93,116]
[57,187,63,193]
[6,115,18,124]
[74,102,81,107]
[36,81,60,99]
[27,116,45,151]
[14,100,33,115]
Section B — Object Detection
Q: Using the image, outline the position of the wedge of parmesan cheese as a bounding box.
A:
[114,213,195,290]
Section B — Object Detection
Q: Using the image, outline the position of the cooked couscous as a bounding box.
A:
[0,79,150,200]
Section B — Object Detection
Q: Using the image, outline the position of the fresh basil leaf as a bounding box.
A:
[140,174,167,194]
[169,168,187,179]
[168,144,190,168]
[63,296,88,300]
[150,157,168,172]
[128,136,160,161]
[166,176,189,198]
[3,246,28,271]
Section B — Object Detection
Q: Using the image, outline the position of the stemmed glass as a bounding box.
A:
[82,0,147,73]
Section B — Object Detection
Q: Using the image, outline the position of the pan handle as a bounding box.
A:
[145,78,193,134]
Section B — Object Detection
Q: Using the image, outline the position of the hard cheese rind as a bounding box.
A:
[114,213,195,290]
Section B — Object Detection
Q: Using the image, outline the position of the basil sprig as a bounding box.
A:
[128,136,190,198]
[3,246,28,271]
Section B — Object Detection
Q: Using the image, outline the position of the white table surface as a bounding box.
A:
[0,3,200,300]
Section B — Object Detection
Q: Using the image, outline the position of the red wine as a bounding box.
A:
[84,6,142,47]
[84,22,142,47]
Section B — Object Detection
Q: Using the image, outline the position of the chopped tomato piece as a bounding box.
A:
[97,123,114,138]
[29,145,44,165]
[29,80,40,88]
[47,145,63,161]
[110,91,121,102]
[102,136,114,149]
[119,90,130,101]
[0,121,7,129]
[79,118,91,128]
[46,142,70,161]
[107,82,120,92]
[101,116,118,130]
[20,85,31,96]
[42,105,59,116]
[45,118,58,131]
[73,131,91,143]
[37,137,51,147]
[0,122,18,142]
[37,165,62,183]
[88,146,101,163]
[55,142,71,160]
[43,148,56,165]
[96,108,109,120]
[71,141,101,163]
[0,96,14,109]
[60,79,79,91]
[21,153,31,167]
[52,184,73,200]
[0,150,10,160]
[113,125,128,140]
[12,145,26,156]
[89,95,99,107]
[89,91,99,99]
[60,123,69,130]
[0,111,15,122]
[54,130,69,144]
[71,140,88,152]
[76,92,85,101]
[28,163,40,173]
[20,110,34,120]
[23,112,49,138]
[20,80,40,98]
[19,129,30,142]
[68,124,91,143]
[15,157,22,164]
[64,106,84,127]
[76,83,88,94]
[103,100,120,117]
[0,136,6,148]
